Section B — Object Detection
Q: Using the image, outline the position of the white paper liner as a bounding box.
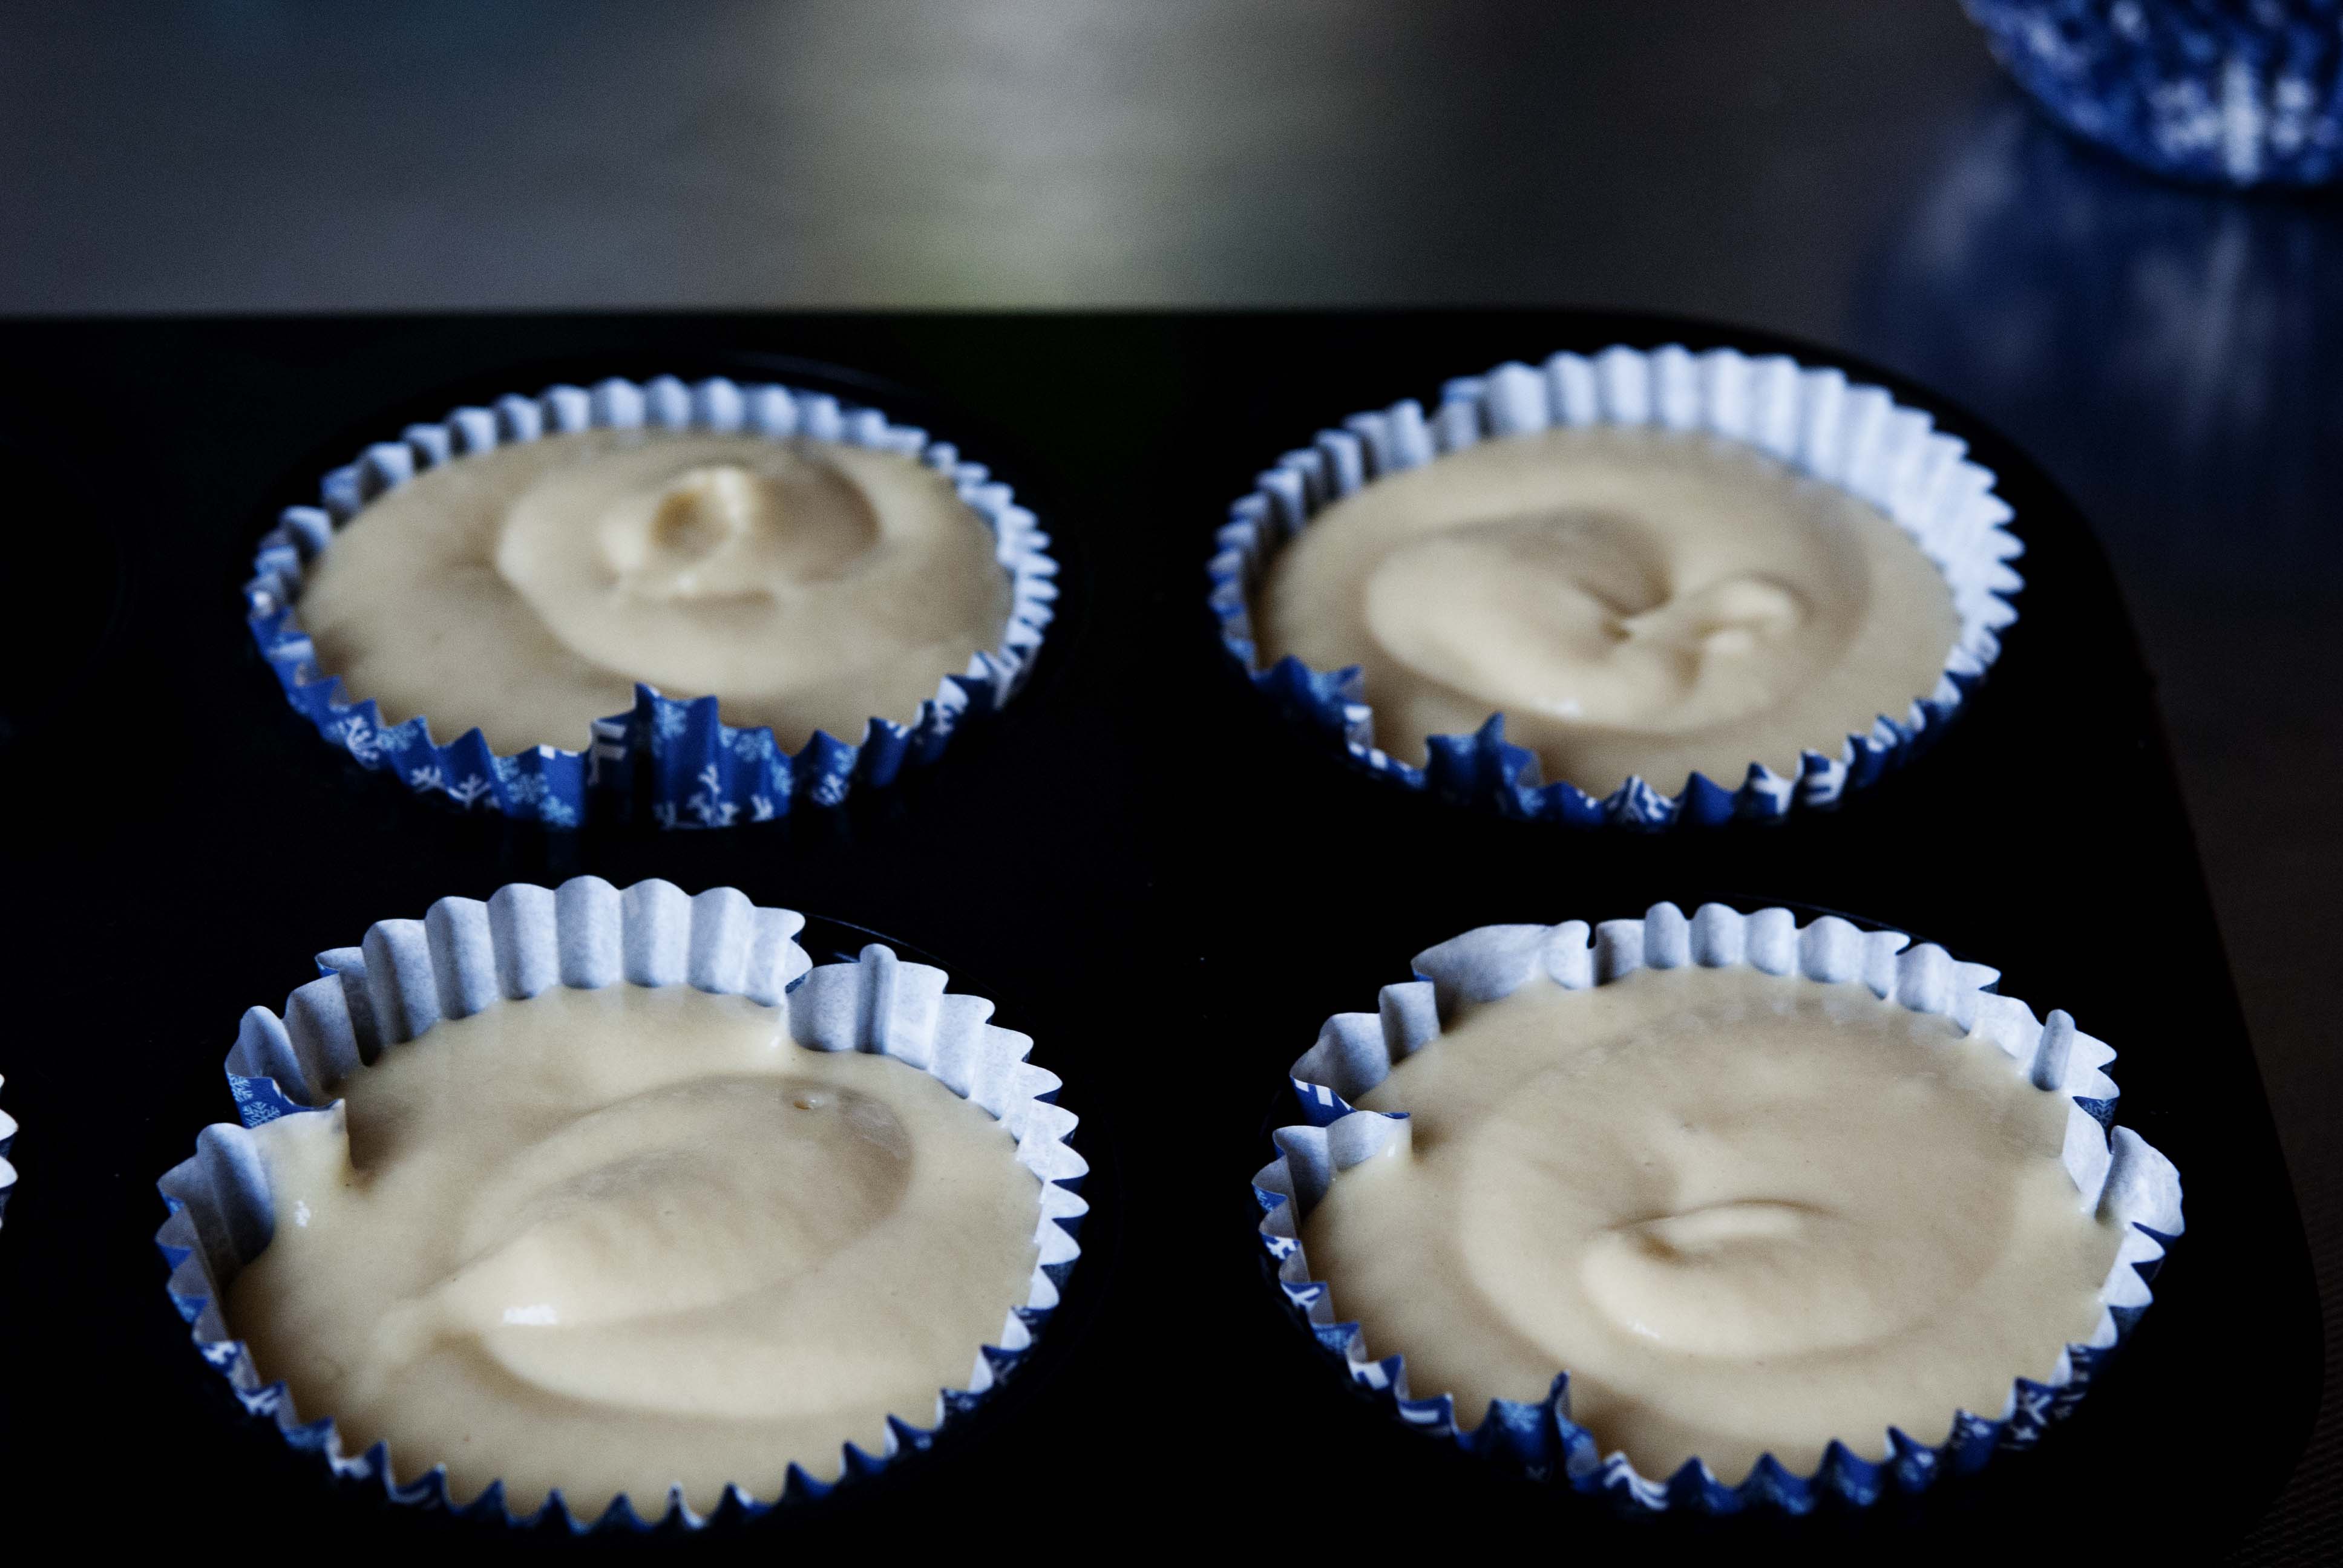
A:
[1251,902,2183,1513]
[154,877,1088,1530]
[247,375,1060,827]
[1208,345,2026,826]
[0,1074,15,1228]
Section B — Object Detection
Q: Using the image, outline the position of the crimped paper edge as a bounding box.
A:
[154,875,1089,1531]
[0,1074,15,1229]
[246,374,1061,829]
[1207,344,2025,828]
[1251,901,2183,1514]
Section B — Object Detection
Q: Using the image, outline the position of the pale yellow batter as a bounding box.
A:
[1259,426,1961,792]
[1300,965,2123,1480]
[300,430,1013,754]
[227,984,1044,1515]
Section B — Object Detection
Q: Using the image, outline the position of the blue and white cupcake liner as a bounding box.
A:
[1964,0,2343,188]
[154,876,1088,1530]
[1208,345,2024,828]
[246,376,1060,828]
[1250,902,2183,1514]
[0,1074,15,1229]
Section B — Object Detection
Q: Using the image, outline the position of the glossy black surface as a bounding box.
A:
[0,397,125,746]
[0,311,2318,1560]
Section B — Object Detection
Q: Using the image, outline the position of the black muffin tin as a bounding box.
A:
[0,313,2316,1560]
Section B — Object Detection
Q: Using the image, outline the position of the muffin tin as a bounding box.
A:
[0,311,2315,1558]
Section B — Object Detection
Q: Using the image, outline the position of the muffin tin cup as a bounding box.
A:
[1250,901,2183,1515]
[1208,344,2025,828]
[247,374,1060,828]
[153,875,1088,1530]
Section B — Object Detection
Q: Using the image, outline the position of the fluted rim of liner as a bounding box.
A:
[0,1074,16,1228]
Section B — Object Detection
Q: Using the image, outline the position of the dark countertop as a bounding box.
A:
[4,2,2337,1557]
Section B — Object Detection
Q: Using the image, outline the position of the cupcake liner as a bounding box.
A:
[1964,0,2343,188]
[1208,344,2024,828]
[154,875,1088,1530]
[246,375,1060,828]
[1250,901,2183,1514]
[0,1074,15,1229]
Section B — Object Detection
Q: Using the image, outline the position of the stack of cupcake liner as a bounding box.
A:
[1964,0,2343,188]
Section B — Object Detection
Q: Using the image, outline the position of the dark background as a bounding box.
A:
[2,2,2337,1559]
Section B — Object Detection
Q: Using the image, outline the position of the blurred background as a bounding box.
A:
[3,2,2336,1554]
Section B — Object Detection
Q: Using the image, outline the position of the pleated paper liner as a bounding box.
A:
[1208,344,2022,827]
[1251,901,2181,1514]
[247,374,1058,828]
[156,877,1087,1529]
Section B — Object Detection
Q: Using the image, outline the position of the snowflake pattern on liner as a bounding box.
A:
[1963,0,2343,188]
[246,374,1059,829]
[1205,344,2025,829]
